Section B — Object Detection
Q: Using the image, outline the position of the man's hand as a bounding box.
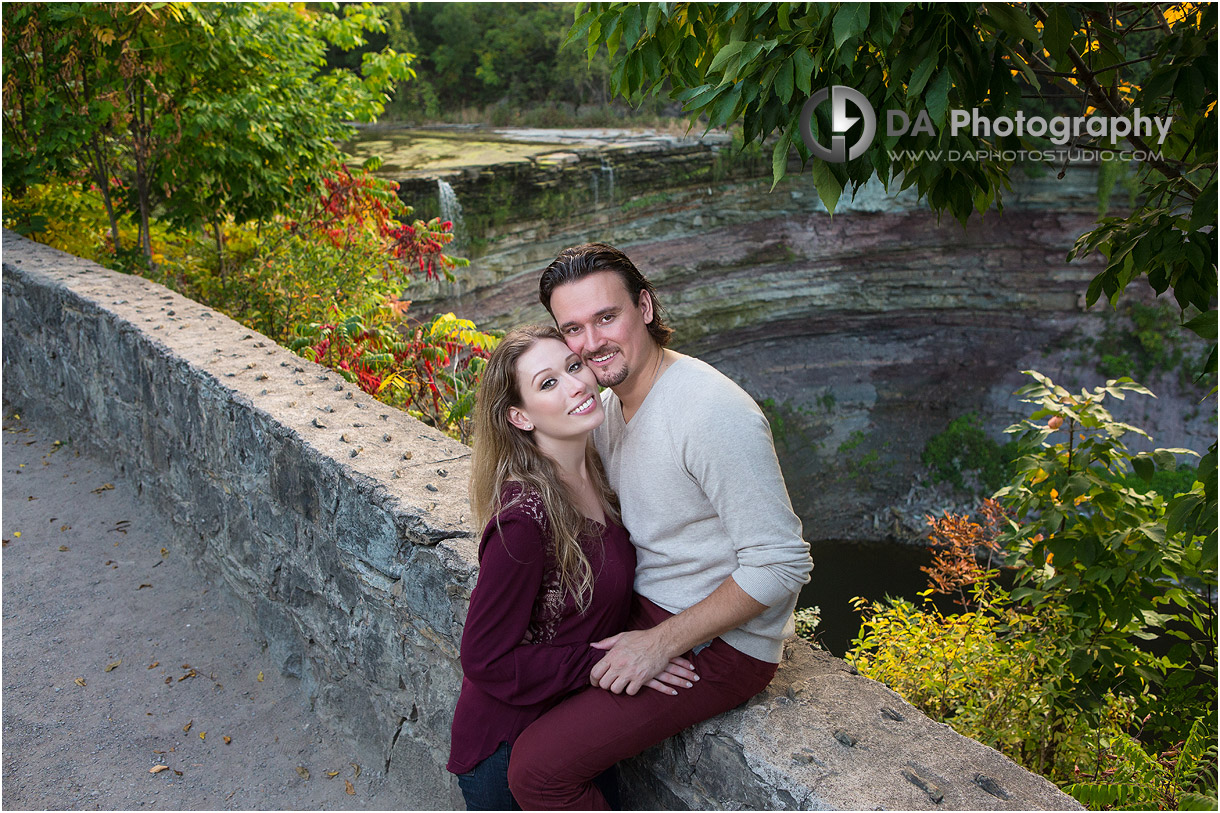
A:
[589,630,698,696]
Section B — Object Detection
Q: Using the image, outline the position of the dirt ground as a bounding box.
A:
[1,407,420,810]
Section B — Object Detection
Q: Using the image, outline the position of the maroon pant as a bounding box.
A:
[506,595,778,810]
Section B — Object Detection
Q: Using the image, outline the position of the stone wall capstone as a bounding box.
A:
[2,230,1080,810]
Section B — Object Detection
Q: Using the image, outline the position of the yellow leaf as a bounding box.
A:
[326,771,340,778]
[13,532,20,537]
[58,545,69,552]
[104,660,121,672]
[223,736,231,745]
[1050,488,1059,501]
[183,720,192,733]
[257,671,264,682]
[351,763,361,778]
[150,765,169,774]
[199,732,206,741]
[1030,468,1049,485]
[74,677,86,687]
[345,780,355,795]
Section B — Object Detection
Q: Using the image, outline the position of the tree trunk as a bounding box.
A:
[213,221,227,298]
[87,137,122,253]
[130,79,154,269]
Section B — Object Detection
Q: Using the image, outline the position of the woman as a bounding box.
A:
[447,325,693,810]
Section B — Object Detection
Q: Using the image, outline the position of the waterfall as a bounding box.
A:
[600,156,616,202]
[590,156,616,209]
[436,178,466,305]
[437,178,466,250]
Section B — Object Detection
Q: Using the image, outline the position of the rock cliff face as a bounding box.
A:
[395,134,1212,542]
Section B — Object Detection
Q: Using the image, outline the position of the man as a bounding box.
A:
[507,243,812,809]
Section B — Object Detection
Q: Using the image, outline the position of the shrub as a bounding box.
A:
[995,371,1216,736]
[922,412,1019,495]
[1066,713,1218,811]
[848,371,1216,801]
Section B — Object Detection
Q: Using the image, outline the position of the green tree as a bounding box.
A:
[349,3,614,118]
[570,0,1217,559]
[3,3,138,250]
[2,2,414,267]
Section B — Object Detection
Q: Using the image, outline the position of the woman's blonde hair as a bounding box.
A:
[469,324,620,611]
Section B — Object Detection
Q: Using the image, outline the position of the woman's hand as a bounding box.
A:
[643,656,700,696]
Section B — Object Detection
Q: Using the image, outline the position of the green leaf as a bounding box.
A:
[1068,648,1094,678]
[983,3,1043,45]
[1165,493,1203,536]
[1179,792,1220,811]
[1183,310,1217,341]
[706,84,742,128]
[908,54,936,98]
[1132,455,1155,482]
[832,3,869,51]
[793,47,814,96]
[1175,65,1206,113]
[1041,5,1073,60]
[771,124,794,188]
[1152,449,1180,471]
[925,70,951,126]
[810,159,843,213]
[1190,183,1216,232]
[1141,66,1179,104]
[707,40,747,76]
[775,57,794,105]
[563,11,597,49]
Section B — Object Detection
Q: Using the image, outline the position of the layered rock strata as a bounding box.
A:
[398,141,1212,542]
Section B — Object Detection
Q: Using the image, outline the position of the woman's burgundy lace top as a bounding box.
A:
[447,482,635,775]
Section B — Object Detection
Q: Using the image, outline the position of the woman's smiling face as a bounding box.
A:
[509,337,604,443]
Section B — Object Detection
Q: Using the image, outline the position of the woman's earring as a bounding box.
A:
[524,424,534,431]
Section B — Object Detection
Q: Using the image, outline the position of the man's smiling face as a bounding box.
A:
[548,270,656,390]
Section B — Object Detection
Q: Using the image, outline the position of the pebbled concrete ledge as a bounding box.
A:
[2,230,1080,810]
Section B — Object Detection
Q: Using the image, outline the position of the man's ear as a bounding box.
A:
[638,289,655,325]
[507,406,534,432]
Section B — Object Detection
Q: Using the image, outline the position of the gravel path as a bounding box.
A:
[2,408,415,810]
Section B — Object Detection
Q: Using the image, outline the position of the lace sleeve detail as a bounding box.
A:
[499,484,565,645]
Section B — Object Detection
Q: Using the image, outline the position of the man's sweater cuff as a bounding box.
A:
[731,567,793,608]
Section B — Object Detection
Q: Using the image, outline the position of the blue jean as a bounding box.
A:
[458,741,520,811]
[459,741,621,811]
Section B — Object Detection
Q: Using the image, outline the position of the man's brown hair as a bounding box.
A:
[538,243,674,347]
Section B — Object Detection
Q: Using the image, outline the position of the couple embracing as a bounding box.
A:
[447,243,813,810]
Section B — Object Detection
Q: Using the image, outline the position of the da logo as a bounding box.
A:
[799,85,877,163]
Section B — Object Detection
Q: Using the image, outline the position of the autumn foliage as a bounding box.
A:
[922,498,1007,608]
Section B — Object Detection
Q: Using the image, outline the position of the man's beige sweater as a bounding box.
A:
[593,354,813,663]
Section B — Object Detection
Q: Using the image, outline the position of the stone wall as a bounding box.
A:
[3,231,1079,810]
